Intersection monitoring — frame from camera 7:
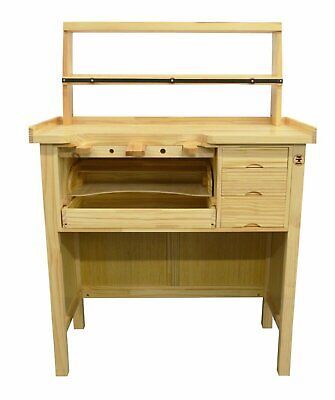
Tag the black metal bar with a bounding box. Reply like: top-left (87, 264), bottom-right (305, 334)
top-left (62, 77), bottom-right (283, 84)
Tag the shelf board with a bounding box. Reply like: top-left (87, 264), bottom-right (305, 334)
top-left (64, 22), bottom-right (282, 33)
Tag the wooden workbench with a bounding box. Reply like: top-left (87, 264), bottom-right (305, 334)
top-left (30, 22), bottom-right (316, 376)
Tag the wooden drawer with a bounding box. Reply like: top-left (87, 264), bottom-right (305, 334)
top-left (221, 168), bottom-right (288, 196)
top-left (222, 147), bottom-right (288, 168)
top-left (221, 197), bottom-right (286, 228)
top-left (62, 206), bottom-right (216, 230)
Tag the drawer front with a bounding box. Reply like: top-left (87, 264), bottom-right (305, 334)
top-left (221, 197), bottom-right (286, 228)
top-left (62, 208), bottom-right (216, 229)
top-left (222, 147), bottom-right (288, 168)
top-left (221, 168), bottom-right (288, 196)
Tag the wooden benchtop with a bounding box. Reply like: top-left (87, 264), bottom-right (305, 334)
top-left (29, 116), bottom-right (316, 146)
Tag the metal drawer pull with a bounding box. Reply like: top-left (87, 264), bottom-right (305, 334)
top-left (246, 163), bottom-right (263, 168)
top-left (244, 223), bottom-right (261, 228)
top-left (245, 191), bottom-right (263, 196)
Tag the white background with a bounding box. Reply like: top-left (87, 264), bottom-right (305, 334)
top-left (1, 0), bottom-right (334, 398)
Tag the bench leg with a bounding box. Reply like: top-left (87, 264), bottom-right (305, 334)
top-left (277, 145), bottom-right (305, 376)
top-left (73, 299), bottom-right (85, 329)
top-left (261, 299), bottom-right (273, 328)
top-left (41, 145), bottom-right (69, 376)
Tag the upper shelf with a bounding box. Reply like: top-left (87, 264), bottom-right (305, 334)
top-left (29, 117), bottom-right (316, 145)
top-left (64, 22), bottom-right (282, 33)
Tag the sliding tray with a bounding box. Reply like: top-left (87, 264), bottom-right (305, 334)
top-left (62, 158), bottom-right (216, 230)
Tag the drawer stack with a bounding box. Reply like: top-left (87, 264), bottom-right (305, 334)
top-left (220, 147), bottom-right (289, 228)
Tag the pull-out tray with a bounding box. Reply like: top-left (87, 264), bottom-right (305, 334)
top-left (62, 194), bottom-right (216, 230)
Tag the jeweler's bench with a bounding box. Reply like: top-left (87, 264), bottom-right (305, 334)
top-left (29, 22), bottom-right (316, 376)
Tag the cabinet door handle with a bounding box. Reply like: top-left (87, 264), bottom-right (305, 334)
top-left (246, 163), bottom-right (263, 168)
top-left (245, 191), bottom-right (263, 196)
top-left (244, 223), bottom-right (261, 228)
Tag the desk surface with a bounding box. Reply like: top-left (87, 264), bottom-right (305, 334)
top-left (29, 116), bottom-right (316, 145)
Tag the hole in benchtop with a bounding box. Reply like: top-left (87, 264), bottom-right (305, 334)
top-left (109, 148), bottom-right (114, 154)
top-left (160, 148), bottom-right (166, 154)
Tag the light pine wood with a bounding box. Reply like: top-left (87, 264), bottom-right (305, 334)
top-left (40, 145), bottom-right (69, 376)
top-left (62, 207), bottom-right (216, 229)
top-left (31, 23), bottom-right (315, 376)
top-left (221, 196), bottom-right (286, 228)
top-left (261, 233), bottom-right (273, 328)
top-left (126, 142), bottom-right (146, 157)
top-left (73, 234), bottom-right (85, 329)
top-left (267, 233), bottom-right (286, 320)
top-left (64, 21), bottom-right (282, 33)
top-left (82, 287), bottom-right (263, 297)
top-left (29, 117), bottom-right (316, 145)
top-left (59, 145), bottom-right (215, 158)
top-left (62, 32), bottom-right (73, 124)
top-left (221, 168), bottom-right (288, 196)
top-left (70, 182), bottom-right (210, 197)
top-left (271, 32), bottom-right (283, 125)
top-left (277, 145), bottom-right (306, 376)
top-left (60, 234), bottom-right (80, 319)
top-left (221, 147), bottom-right (288, 168)
top-left (79, 232), bottom-right (267, 291)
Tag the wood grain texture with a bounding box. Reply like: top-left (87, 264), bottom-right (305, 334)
top-left (62, 207), bottom-right (216, 229)
top-left (261, 233), bottom-right (273, 328)
top-left (64, 21), bottom-right (282, 33)
top-left (267, 232), bottom-right (286, 318)
top-left (271, 32), bottom-right (283, 125)
top-left (221, 197), bottom-right (286, 228)
top-left (40, 145), bottom-right (69, 376)
top-left (277, 145), bottom-right (306, 376)
top-left (221, 147), bottom-right (288, 168)
top-left (79, 232), bottom-right (267, 292)
top-left (60, 234), bottom-right (78, 315)
top-left (29, 117), bottom-right (316, 145)
top-left (62, 32), bottom-right (73, 124)
top-left (72, 233), bottom-right (85, 329)
top-left (221, 168), bottom-right (287, 196)
top-left (59, 145), bottom-right (214, 158)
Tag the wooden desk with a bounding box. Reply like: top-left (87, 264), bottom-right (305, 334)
top-left (30, 22), bottom-right (316, 376)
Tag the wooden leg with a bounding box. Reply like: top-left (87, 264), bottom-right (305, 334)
top-left (261, 299), bottom-right (273, 328)
top-left (73, 299), bottom-right (85, 329)
top-left (277, 231), bottom-right (299, 376)
top-left (262, 234), bottom-right (272, 328)
top-left (277, 145), bottom-right (305, 376)
top-left (73, 233), bottom-right (85, 329)
top-left (41, 145), bottom-right (69, 376)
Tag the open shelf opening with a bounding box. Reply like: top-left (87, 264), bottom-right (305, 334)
top-left (68, 158), bottom-right (214, 203)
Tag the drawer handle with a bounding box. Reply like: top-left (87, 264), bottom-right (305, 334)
top-left (246, 163), bottom-right (263, 168)
top-left (244, 223), bottom-right (261, 228)
top-left (245, 191), bottom-right (263, 196)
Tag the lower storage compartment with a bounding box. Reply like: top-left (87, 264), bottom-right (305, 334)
top-left (70, 232), bottom-right (271, 296)
top-left (62, 193), bottom-right (216, 229)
